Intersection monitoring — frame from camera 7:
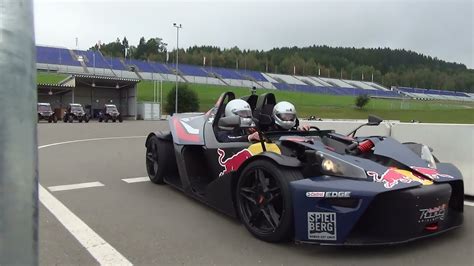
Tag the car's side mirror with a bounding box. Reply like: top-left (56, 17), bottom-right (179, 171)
top-left (368, 115), bottom-right (383, 125)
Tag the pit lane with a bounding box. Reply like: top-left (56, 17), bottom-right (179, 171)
top-left (38, 121), bottom-right (474, 265)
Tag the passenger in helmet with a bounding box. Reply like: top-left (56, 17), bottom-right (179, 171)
top-left (216, 99), bottom-right (260, 142)
top-left (270, 101), bottom-right (310, 131)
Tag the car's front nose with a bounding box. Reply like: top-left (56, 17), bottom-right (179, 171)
top-left (290, 177), bottom-right (463, 245)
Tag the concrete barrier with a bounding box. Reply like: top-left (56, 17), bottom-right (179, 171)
top-left (302, 120), bottom-right (473, 196)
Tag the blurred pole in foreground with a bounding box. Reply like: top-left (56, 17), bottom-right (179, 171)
top-left (0, 0), bottom-right (38, 265)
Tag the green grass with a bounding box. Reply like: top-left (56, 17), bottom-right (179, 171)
top-left (138, 81), bottom-right (474, 124)
top-left (37, 72), bottom-right (68, 84)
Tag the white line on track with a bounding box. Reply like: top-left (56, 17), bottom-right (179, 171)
top-left (464, 201), bottom-right (474, 207)
top-left (39, 185), bottom-right (132, 265)
top-left (38, 136), bottom-right (146, 149)
top-left (48, 181), bottom-right (105, 192)
top-left (122, 177), bottom-right (150, 183)
top-left (39, 136), bottom-right (143, 266)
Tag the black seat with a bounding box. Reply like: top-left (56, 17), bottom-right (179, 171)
top-left (241, 94), bottom-right (258, 112)
top-left (253, 93), bottom-right (276, 130)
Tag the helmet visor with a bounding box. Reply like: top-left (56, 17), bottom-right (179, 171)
top-left (277, 113), bottom-right (296, 121)
top-left (234, 109), bottom-right (252, 118)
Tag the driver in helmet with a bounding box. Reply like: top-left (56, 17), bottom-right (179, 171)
top-left (271, 101), bottom-right (310, 131)
top-left (216, 99), bottom-right (260, 142)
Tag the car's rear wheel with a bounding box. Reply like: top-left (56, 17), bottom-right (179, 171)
top-left (236, 160), bottom-right (302, 242)
top-left (146, 135), bottom-right (174, 184)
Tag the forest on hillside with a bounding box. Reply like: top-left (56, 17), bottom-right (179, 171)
top-left (90, 37), bottom-right (474, 92)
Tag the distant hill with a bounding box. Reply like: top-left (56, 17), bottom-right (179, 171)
top-left (92, 38), bottom-right (474, 92)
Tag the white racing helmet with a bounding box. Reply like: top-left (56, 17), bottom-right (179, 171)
top-left (273, 101), bottom-right (297, 130)
top-left (225, 99), bottom-right (253, 127)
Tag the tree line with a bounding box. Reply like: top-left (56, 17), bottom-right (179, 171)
top-left (90, 37), bottom-right (474, 92)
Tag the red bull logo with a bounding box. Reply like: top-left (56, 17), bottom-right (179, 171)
top-left (367, 168), bottom-right (413, 188)
top-left (367, 167), bottom-right (435, 189)
top-left (412, 167), bottom-right (454, 180)
top-left (217, 148), bottom-right (253, 177)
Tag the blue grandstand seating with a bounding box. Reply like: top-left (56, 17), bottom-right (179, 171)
top-left (169, 64), bottom-right (208, 77)
top-left (208, 67), bottom-right (243, 79)
top-left (398, 87), bottom-right (469, 97)
top-left (125, 59), bottom-right (155, 72)
top-left (74, 50), bottom-right (110, 68)
top-left (273, 82), bottom-right (401, 98)
top-left (149, 62), bottom-right (172, 74)
top-left (237, 70), bottom-right (268, 82)
top-left (36, 46), bottom-right (81, 66)
top-left (105, 57), bottom-right (127, 71)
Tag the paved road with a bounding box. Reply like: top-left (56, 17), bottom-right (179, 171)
top-left (38, 121), bottom-right (474, 265)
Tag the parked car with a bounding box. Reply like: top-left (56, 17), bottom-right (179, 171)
top-left (98, 104), bottom-right (123, 123)
top-left (63, 103), bottom-right (89, 123)
top-left (37, 103), bottom-right (57, 123)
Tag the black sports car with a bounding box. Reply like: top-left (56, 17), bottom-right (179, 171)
top-left (145, 92), bottom-right (463, 245)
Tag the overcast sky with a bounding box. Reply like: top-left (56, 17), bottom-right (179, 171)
top-left (34, 0), bottom-right (473, 69)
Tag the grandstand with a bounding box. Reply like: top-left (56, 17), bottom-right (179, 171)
top-left (36, 45), bottom-right (474, 102)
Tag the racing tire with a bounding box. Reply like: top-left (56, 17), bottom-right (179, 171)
top-left (68, 116), bottom-right (74, 123)
top-left (236, 160), bottom-right (302, 243)
top-left (146, 135), bottom-right (175, 185)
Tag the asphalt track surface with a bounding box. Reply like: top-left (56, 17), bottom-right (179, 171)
top-left (39, 121), bottom-right (474, 265)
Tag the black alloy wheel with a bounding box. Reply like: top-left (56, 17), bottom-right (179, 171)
top-left (146, 136), bottom-right (166, 184)
top-left (236, 160), bottom-right (302, 242)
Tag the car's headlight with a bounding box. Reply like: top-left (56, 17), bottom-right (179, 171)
top-left (421, 145), bottom-right (436, 169)
top-left (317, 152), bottom-right (367, 179)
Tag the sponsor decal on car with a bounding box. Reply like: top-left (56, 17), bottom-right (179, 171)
top-left (418, 204), bottom-right (447, 223)
top-left (411, 167), bottom-right (454, 180)
top-left (367, 168), bottom-right (433, 189)
top-left (217, 143), bottom-right (281, 177)
top-left (308, 212), bottom-right (337, 241)
top-left (306, 191), bottom-right (351, 198)
top-left (217, 148), bottom-right (253, 177)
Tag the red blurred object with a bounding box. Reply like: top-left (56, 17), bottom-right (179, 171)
top-left (358, 139), bottom-right (374, 153)
top-left (425, 223), bottom-right (439, 232)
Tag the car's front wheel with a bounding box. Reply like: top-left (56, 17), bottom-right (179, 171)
top-left (146, 135), bottom-right (174, 185)
top-left (236, 160), bottom-right (302, 242)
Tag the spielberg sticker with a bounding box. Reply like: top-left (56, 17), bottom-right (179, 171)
top-left (307, 212), bottom-right (337, 240)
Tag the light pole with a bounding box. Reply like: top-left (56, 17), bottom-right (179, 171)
top-left (173, 23), bottom-right (182, 114)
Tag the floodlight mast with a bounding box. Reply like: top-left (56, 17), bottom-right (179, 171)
top-left (173, 23), bottom-right (182, 114)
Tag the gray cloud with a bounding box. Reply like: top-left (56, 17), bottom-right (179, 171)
top-left (34, 0), bottom-right (473, 68)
